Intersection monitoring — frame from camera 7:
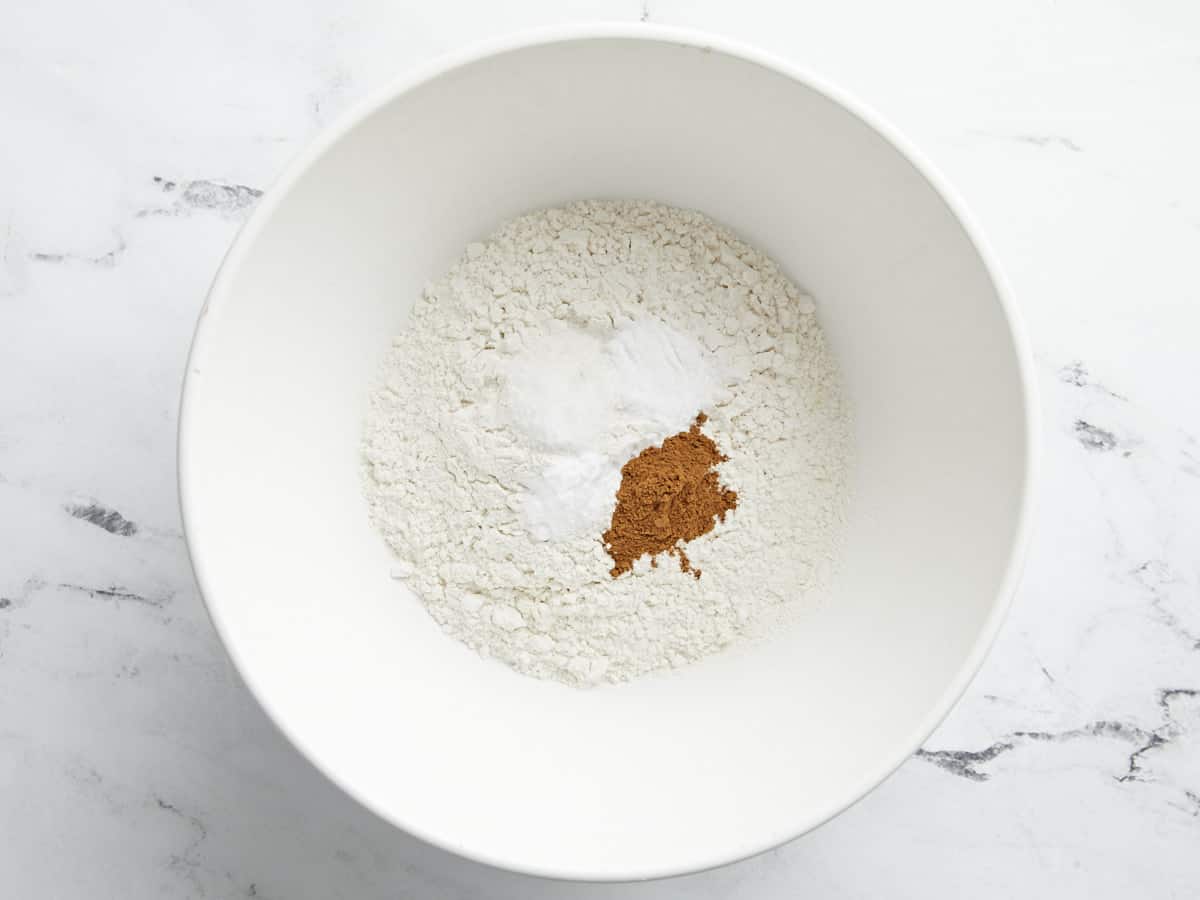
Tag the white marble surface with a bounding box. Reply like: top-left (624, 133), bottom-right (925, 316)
top-left (2, 1), bottom-right (1199, 896)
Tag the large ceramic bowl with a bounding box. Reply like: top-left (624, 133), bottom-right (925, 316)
top-left (179, 25), bottom-right (1037, 881)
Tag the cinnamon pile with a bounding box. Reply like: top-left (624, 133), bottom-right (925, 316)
top-left (602, 413), bottom-right (738, 579)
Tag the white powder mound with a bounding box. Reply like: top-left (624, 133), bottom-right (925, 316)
top-left (362, 200), bottom-right (852, 686)
top-left (505, 319), bottom-right (719, 540)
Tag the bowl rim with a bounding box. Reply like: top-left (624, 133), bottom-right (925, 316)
top-left (178, 21), bottom-right (1041, 883)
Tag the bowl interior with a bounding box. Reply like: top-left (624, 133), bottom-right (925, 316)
top-left (181, 34), bottom-right (1031, 879)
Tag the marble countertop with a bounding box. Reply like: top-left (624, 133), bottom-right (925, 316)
top-left (3, 1), bottom-right (1198, 896)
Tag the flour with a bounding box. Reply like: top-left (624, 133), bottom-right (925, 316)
top-left (363, 200), bottom-right (851, 686)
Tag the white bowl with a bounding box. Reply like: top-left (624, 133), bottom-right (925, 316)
top-left (179, 25), bottom-right (1037, 881)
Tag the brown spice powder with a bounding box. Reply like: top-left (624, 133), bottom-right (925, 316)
top-left (602, 413), bottom-right (738, 579)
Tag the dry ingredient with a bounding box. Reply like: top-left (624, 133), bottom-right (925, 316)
top-left (603, 413), bottom-right (738, 579)
top-left (363, 200), bottom-right (852, 686)
top-left (506, 319), bottom-right (719, 541)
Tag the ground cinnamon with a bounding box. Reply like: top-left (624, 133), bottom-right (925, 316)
top-left (602, 413), bottom-right (738, 579)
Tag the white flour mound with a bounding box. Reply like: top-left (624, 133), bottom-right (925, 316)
top-left (362, 200), bottom-right (851, 686)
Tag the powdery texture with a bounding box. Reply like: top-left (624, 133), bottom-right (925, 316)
top-left (363, 200), bottom-right (851, 686)
top-left (505, 318), bottom-right (719, 540)
top-left (603, 415), bottom-right (737, 579)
